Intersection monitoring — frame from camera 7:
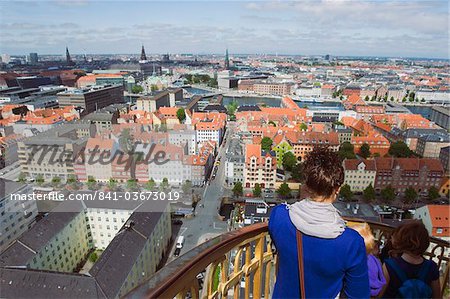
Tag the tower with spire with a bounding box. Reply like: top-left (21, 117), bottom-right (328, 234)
top-left (140, 45), bottom-right (147, 61)
top-left (225, 48), bottom-right (230, 70)
top-left (65, 46), bottom-right (73, 65)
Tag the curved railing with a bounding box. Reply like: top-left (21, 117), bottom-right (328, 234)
top-left (125, 219), bottom-right (450, 298)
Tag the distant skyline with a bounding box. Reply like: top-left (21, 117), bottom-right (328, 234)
top-left (0, 1), bottom-right (448, 59)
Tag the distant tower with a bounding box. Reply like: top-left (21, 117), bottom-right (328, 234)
top-left (140, 45), bottom-right (147, 61)
top-left (225, 48), bottom-right (230, 70)
top-left (66, 47), bottom-right (72, 64)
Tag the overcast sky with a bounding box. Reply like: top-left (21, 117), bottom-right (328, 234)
top-left (0, 0), bottom-right (448, 58)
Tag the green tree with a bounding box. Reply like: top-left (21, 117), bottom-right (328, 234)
top-left (390, 96), bottom-right (395, 102)
top-left (227, 100), bottom-right (238, 116)
top-left (427, 186), bottom-right (440, 201)
top-left (339, 184), bottom-right (353, 201)
top-left (282, 152), bottom-right (297, 171)
top-left (404, 187), bottom-right (418, 204)
top-left (127, 179), bottom-right (138, 191)
top-left (145, 178), bottom-right (156, 191)
top-left (363, 184), bottom-right (376, 202)
top-left (107, 178), bottom-right (118, 191)
top-left (388, 141), bottom-right (413, 158)
top-left (51, 176), bottom-right (61, 188)
top-left (338, 142), bottom-right (356, 160)
top-left (291, 163), bottom-right (305, 183)
top-left (67, 174), bottom-right (77, 184)
top-left (160, 178), bottom-right (170, 191)
top-left (277, 183), bottom-right (292, 198)
top-left (253, 183), bottom-right (262, 197)
top-left (18, 172), bottom-right (27, 183)
top-left (176, 108), bottom-right (186, 123)
top-left (87, 176), bottom-right (97, 190)
top-left (359, 143), bottom-right (371, 159)
top-left (261, 137), bottom-right (273, 151)
top-left (364, 95), bottom-right (369, 102)
top-left (371, 95), bottom-right (376, 102)
top-left (299, 123), bottom-right (308, 131)
top-left (409, 92), bottom-right (415, 102)
top-left (232, 182), bottom-right (243, 197)
top-left (132, 85), bottom-right (144, 94)
top-left (150, 84), bottom-right (159, 92)
top-left (381, 186), bottom-right (396, 203)
top-left (207, 77), bottom-right (218, 87)
top-left (182, 180), bottom-right (192, 194)
top-left (89, 251), bottom-right (98, 263)
top-left (36, 174), bottom-right (44, 186)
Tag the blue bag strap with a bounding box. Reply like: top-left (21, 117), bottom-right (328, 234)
top-left (417, 259), bottom-right (432, 281)
top-left (385, 258), bottom-right (408, 283)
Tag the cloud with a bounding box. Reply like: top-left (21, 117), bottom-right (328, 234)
top-left (0, 1), bottom-right (448, 58)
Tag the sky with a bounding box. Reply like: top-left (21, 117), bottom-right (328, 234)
top-left (0, 0), bottom-right (448, 58)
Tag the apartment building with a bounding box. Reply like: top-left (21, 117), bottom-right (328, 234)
top-left (244, 144), bottom-right (277, 189)
top-left (135, 89), bottom-right (178, 112)
top-left (143, 143), bottom-right (191, 185)
top-left (439, 146), bottom-right (449, 174)
top-left (84, 137), bottom-right (119, 182)
top-left (57, 85), bottom-right (124, 115)
top-left (351, 132), bottom-right (390, 157)
top-left (0, 180), bottom-right (38, 251)
top-left (0, 200), bottom-right (171, 299)
top-left (225, 138), bottom-right (245, 187)
top-left (430, 106), bottom-right (449, 130)
top-left (343, 159), bottom-right (376, 192)
top-left (0, 211), bottom-right (91, 273)
top-left (374, 157), bottom-right (444, 195)
top-left (290, 131), bottom-right (339, 161)
top-left (416, 133), bottom-right (450, 158)
top-left (186, 141), bottom-right (215, 186)
top-left (192, 112), bottom-right (226, 145)
top-left (388, 128), bottom-right (447, 152)
top-left (253, 82), bottom-right (293, 96)
top-left (18, 125), bottom-right (92, 181)
top-left (168, 127), bottom-right (197, 155)
top-left (414, 205), bottom-right (449, 243)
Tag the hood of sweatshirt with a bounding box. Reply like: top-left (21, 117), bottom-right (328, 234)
top-left (288, 199), bottom-right (345, 239)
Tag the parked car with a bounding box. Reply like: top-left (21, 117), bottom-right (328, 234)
top-left (174, 248), bottom-right (181, 257)
top-left (172, 219), bottom-right (183, 225)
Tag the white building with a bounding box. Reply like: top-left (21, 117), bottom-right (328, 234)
top-left (343, 159), bottom-right (376, 192)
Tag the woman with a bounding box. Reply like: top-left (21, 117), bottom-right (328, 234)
top-left (380, 221), bottom-right (441, 298)
top-left (269, 147), bottom-right (369, 298)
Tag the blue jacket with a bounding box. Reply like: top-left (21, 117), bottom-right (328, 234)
top-left (268, 204), bottom-right (370, 298)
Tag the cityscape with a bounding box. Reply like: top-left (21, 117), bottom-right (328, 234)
top-left (0, 1), bottom-right (449, 298)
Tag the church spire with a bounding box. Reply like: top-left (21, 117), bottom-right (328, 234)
top-left (140, 45), bottom-right (147, 61)
top-left (66, 46), bottom-right (72, 64)
top-left (225, 48), bottom-right (230, 70)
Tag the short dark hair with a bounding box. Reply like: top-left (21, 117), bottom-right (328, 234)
top-left (303, 146), bottom-right (344, 199)
top-left (391, 220), bottom-right (430, 256)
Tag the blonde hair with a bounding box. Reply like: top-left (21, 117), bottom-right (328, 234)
top-left (347, 222), bottom-right (375, 254)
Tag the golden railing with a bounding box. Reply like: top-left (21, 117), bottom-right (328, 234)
top-left (125, 219), bottom-right (449, 299)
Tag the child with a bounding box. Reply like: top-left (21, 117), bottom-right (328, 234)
top-left (381, 220), bottom-right (441, 298)
top-left (348, 222), bottom-right (386, 297)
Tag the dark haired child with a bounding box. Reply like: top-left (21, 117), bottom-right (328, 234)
top-left (381, 220), bottom-right (441, 298)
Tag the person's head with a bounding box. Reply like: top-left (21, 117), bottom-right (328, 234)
top-left (390, 220), bottom-right (430, 256)
top-left (303, 146), bottom-right (344, 202)
top-left (347, 222), bottom-right (376, 254)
